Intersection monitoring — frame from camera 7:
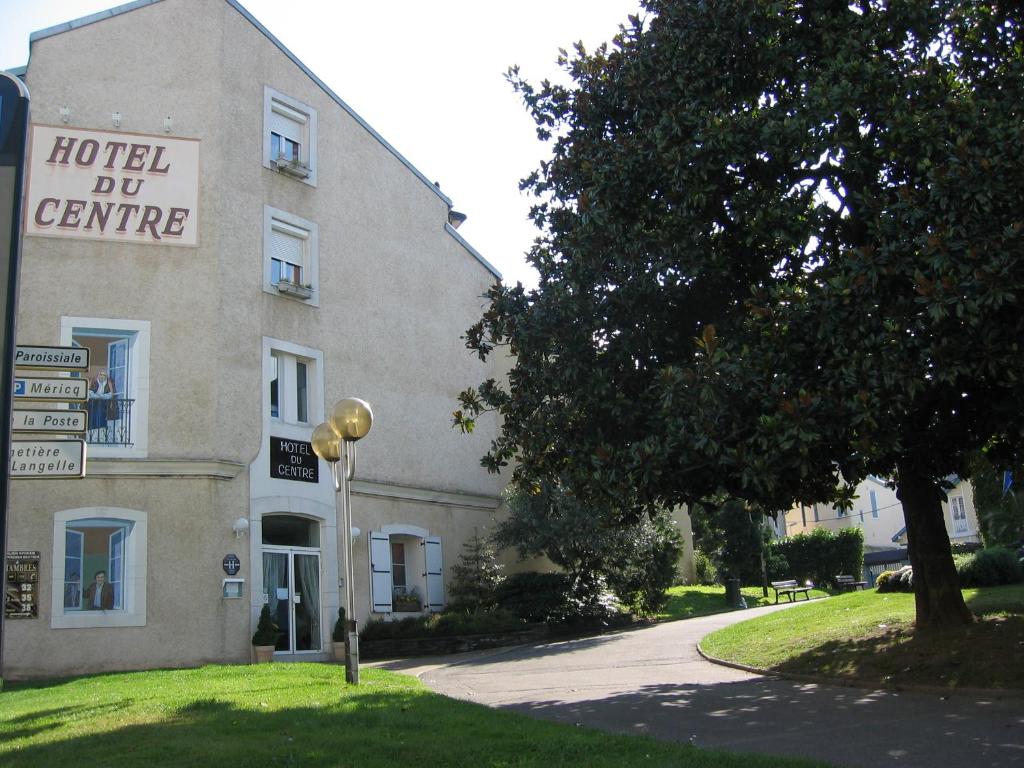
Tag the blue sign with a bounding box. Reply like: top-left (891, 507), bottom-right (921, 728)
top-left (13, 378), bottom-right (25, 396)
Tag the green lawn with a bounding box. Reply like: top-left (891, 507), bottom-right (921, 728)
top-left (700, 584), bottom-right (1024, 690)
top-left (655, 584), bottom-right (830, 622)
top-left (0, 663), bottom-right (829, 768)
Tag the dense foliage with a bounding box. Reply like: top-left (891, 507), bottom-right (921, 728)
top-left (969, 454), bottom-right (1024, 547)
top-left (496, 483), bottom-right (684, 615)
top-left (692, 549), bottom-right (719, 586)
top-left (953, 547), bottom-right (1023, 587)
top-left (458, 0), bottom-right (1024, 628)
top-left (252, 605), bottom-right (280, 646)
top-left (359, 609), bottom-right (526, 640)
top-left (771, 528), bottom-right (865, 587)
top-left (493, 571), bottom-right (623, 626)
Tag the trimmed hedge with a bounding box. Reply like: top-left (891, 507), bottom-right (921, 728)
top-left (770, 527), bottom-right (864, 587)
top-left (360, 609), bottom-right (526, 640)
top-left (954, 547), bottom-right (1023, 587)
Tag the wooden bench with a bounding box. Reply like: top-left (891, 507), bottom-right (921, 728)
top-left (834, 574), bottom-right (867, 592)
top-left (770, 579), bottom-right (813, 603)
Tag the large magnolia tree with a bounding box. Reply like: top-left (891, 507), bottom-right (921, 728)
top-left (457, 0), bottom-right (1024, 628)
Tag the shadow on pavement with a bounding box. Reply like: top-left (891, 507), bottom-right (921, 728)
top-left (499, 677), bottom-right (1024, 768)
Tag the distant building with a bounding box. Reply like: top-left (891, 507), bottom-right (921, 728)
top-left (775, 475), bottom-right (982, 552)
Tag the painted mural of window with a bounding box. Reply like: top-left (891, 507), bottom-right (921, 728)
top-left (62, 518), bottom-right (133, 612)
top-left (72, 329), bottom-right (136, 447)
top-left (63, 530), bottom-right (83, 609)
top-left (950, 496), bottom-right (969, 535)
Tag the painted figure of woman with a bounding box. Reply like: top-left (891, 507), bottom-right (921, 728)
top-left (87, 369), bottom-right (115, 439)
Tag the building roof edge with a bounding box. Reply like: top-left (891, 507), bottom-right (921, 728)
top-left (445, 223), bottom-right (502, 281)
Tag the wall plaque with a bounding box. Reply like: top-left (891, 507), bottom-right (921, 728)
top-left (5, 551), bottom-right (40, 619)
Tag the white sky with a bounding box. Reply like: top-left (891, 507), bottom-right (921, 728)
top-left (0, 0), bottom-right (643, 289)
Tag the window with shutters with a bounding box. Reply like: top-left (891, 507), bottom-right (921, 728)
top-left (263, 206), bottom-right (318, 305)
top-left (369, 527), bottom-right (444, 614)
top-left (263, 87), bottom-right (317, 185)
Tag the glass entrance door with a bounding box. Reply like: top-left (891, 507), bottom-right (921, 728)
top-left (262, 549), bottom-right (321, 654)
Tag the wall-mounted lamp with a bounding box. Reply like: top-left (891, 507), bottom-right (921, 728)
top-left (232, 517), bottom-right (250, 538)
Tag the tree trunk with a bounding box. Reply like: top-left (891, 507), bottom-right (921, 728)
top-left (896, 461), bottom-right (973, 629)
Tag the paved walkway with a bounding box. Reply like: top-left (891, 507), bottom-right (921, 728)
top-left (373, 602), bottom-right (1024, 767)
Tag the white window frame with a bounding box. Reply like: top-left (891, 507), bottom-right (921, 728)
top-left (264, 338), bottom-right (323, 431)
top-left (60, 317), bottom-right (151, 459)
top-left (270, 349), bottom-right (315, 426)
top-left (263, 206), bottom-right (319, 307)
top-left (263, 86), bottom-right (317, 187)
top-left (950, 495), bottom-right (970, 535)
top-left (51, 507), bottom-right (148, 629)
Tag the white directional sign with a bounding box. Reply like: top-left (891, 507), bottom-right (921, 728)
top-left (12, 409), bottom-right (87, 434)
top-left (13, 377), bottom-right (88, 402)
top-left (10, 439), bottom-right (86, 478)
top-left (15, 345), bottom-right (89, 372)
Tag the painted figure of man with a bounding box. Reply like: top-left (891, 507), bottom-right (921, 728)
top-left (84, 570), bottom-right (114, 610)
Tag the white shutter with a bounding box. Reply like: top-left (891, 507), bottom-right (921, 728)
top-left (270, 222), bottom-right (306, 267)
top-left (369, 532), bottom-right (393, 613)
top-left (424, 537), bottom-right (444, 611)
top-left (269, 101), bottom-right (306, 143)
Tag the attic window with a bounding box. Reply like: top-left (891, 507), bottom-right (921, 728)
top-left (263, 87), bottom-right (317, 186)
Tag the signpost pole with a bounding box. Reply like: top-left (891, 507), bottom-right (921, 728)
top-left (0, 71), bottom-right (31, 685)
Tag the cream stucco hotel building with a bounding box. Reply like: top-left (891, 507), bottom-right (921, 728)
top-left (5, 0), bottom-right (510, 677)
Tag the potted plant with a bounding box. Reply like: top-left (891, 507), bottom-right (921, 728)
top-left (331, 607), bottom-right (347, 661)
top-left (252, 604), bottom-right (279, 663)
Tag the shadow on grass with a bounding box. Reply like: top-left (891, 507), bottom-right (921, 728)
top-left (2, 686), bottom-right (819, 768)
top-left (770, 614), bottom-right (1024, 690)
top-left (502, 676), bottom-right (1022, 768)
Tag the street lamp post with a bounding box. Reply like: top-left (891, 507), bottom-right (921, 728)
top-left (311, 397), bottom-right (373, 684)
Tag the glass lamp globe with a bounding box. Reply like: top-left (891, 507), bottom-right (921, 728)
top-left (310, 422), bottom-right (341, 462)
top-left (330, 397), bottom-right (373, 442)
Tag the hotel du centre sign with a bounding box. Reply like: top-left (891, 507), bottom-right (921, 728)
top-left (24, 125), bottom-right (199, 247)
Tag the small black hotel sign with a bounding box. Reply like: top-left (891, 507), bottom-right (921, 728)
top-left (270, 436), bottom-right (318, 483)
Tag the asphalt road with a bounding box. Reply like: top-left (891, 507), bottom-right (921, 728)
top-left (374, 602), bottom-right (1024, 768)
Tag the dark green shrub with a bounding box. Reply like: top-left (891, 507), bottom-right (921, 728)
top-left (360, 609), bottom-right (526, 640)
top-left (955, 547), bottom-right (1023, 587)
top-left (493, 571), bottom-right (625, 627)
top-left (252, 605), bottom-right (280, 646)
top-left (494, 571), bottom-right (575, 623)
top-left (693, 549), bottom-right (718, 585)
top-left (765, 550), bottom-right (790, 582)
top-left (605, 515), bottom-right (684, 615)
